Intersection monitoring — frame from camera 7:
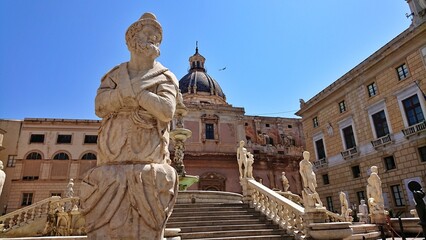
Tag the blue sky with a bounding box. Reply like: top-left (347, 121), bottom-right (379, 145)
top-left (0, 1), bottom-right (411, 120)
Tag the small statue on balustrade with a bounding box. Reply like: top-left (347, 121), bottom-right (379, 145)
top-left (339, 192), bottom-right (353, 222)
top-left (237, 140), bottom-right (248, 179)
top-left (65, 179), bottom-right (74, 198)
top-left (281, 172), bottom-right (290, 192)
top-left (245, 152), bottom-right (254, 178)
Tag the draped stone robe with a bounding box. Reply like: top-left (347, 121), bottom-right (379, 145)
top-left (81, 61), bottom-right (179, 240)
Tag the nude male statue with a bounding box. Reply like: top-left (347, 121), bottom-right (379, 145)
top-left (80, 13), bottom-right (178, 240)
top-left (299, 151), bottom-right (323, 208)
top-left (237, 140), bottom-right (248, 179)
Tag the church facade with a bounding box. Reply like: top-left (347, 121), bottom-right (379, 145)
top-left (0, 48), bottom-right (305, 213)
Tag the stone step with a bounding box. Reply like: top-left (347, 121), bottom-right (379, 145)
top-left (179, 229), bottom-right (288, 239)
top-left (173, 206), bottom-right (249, 213)
top-left (168, 201), bottom-right (293, 240)
top-left (167, 218), bottom-right (266, 228)
top-left (173, 204), bottom-right (248, 210)
top-left (170, 209), bottom-right (250, 217)
top-left (175, 203), bottom-right (247, 207)
top-left (178, 223), bottom-right (278, 233)
top-left (349, 223), bottom-right (380, 240)
top-left (168, 214), bottom-right (261, 222)
top-left (187, 235), bottom-right (292, 240)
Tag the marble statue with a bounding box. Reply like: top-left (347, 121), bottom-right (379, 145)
top-left (281, 172), bottom-right (290, 192)
top-left (357, 199), bottom-right (369, 223)
top-left (339, 192), bottom-right (353, 222)
top-left (65, 179), bottom-right (74, 198)
top-left (299, 151), bottom-right (323, 208)
top-left (237, 140), bottom-right (248, 179)
top-left (408, 180), bottom-right (426, 237)
top-left (366, 166), bottom-right (385, 223)
top-left (245, 152), bottom-right (254, 178)
top-left (80, 12), bottom-right (178, 240)
top-left (0, 161), bottom-right (5, 197)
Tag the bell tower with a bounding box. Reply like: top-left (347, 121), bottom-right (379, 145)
top-left (406, 0), bottom-right (426, 27)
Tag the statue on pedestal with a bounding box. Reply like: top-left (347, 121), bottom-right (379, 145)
top-left (0, 161), bottom-right (5, 197)
top-left (357, 199), bottom-right (369, 223)
top-left (299, 151), bottom-right (323, 209)
top-left (339, 192), bottom-right (353, 222)
top-left (281, 172), bottom-right (290, 192)
top-left (65, 179), bottom-right (74, 198)
top-left (80, 12), bottom-right (178, 240)
top-left (366, 166), bottom-right (385, 223)
top-left (237, 140), bottom-right (248, 179)
top-left (245, 152), bottom-right (254, 178)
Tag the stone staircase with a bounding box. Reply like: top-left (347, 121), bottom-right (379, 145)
top-left (349, 223), bottom-right (380, 240)
top-left (166, 202), bottom-right (294, 240)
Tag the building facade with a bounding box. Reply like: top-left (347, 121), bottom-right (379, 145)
top-left (0, 119), bottom-right (99, 212)
top-left (0, 48), bottom-right (305, 213)
top-left (296, 1), bottom-right (426, 215)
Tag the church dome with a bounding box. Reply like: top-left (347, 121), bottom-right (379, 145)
top-left (179, 46), bottom-right (227, 105)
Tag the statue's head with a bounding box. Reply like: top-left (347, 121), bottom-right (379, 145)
top-left (360, 199), bottom-right (365, 205)
top-left (282, 171), bottom-right (285, 176)
top-left (371, 166), bottom-right (378, 174)
top-left (239, 140), bottom-right (245, 146)
top-left (125, 12), bottom-right (162, 58)
top-left (303, 151), bottom-right (310, 161)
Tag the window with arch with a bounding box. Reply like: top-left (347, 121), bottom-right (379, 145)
top-left (81, 152), bottom-right (97, 160)
top-left (26, 152), bottom-right (42, 160)
top-left (53, 152), bottom-right (70, 160)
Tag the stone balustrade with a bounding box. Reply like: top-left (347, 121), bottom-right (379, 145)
top-left (0, 196), bottom-right (83, 237)
top-left (324, 209), bottom-right (346, 222)
top-left (246, 179), bottom-right (307, 239)
top-left (243, 179), bottom-right (353, 239)
top-left (0, 196), bottom-right (57, 231)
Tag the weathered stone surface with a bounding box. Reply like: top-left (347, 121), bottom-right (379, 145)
top-left (80, 12), bottom-right (179, 240)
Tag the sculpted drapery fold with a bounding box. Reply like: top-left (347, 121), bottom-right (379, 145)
top-left (80, 12), bottom-right (179, 240)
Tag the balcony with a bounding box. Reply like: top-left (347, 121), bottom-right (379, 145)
top-left (402, 121), bottom-right (426, 138)
top-left (371, 134), bottom-right (392, 148)
top-left (341, 146), bottom-right (359, 160)
top-left (313, 158), bottom-right (328, 169)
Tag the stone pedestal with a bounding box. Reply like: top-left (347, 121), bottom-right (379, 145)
top-left (240, 178), bottom-right (254, 208)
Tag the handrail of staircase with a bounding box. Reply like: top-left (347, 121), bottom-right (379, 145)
top-left (324, 209), bottom-right (346, 222)
top-left (277, 189), bottom-right (346, 222)
top-left (247, 179), bottom-right (307, 239)
top-left (0, 196), bottom-right (80, 231)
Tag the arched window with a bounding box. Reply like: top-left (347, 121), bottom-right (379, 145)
top-left (81, 152), bottom-right (97, 160)
top-left (53, 152), bottom-right (69, 160)
top-left (26, 152), bottom-right (42, 160)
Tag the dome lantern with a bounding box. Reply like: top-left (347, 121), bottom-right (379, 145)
top-left (179, 43), bottom-right (227, 105)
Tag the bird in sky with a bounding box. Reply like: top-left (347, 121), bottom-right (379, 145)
top-left (219, 67), bottom-right (226, 71)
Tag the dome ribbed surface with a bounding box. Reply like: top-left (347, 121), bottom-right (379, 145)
top-left (179, 71), bottom-right (225, 98)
